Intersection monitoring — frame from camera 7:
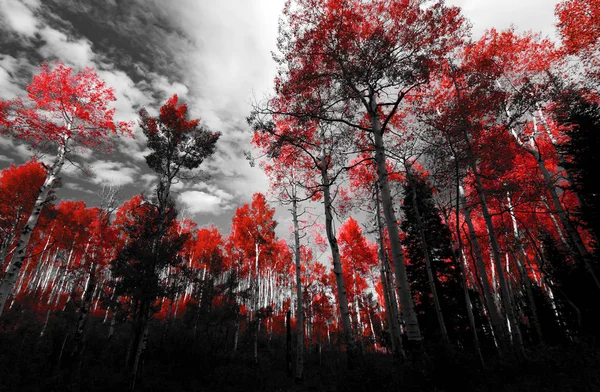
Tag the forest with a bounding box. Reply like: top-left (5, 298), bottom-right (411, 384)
top-left (0, 0), bottom-right (599, 391)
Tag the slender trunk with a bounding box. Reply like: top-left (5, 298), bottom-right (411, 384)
top-left (506, 192), bottom-right (544, 346)
top-left (129, 302), bottom-right (150, 392)
top-left (536, 109), bottom-right (600, 247)
top-left (352, 272), bottom-right (363, 349)
top-left (458, 251), bottom-right (484, 366)
top-left (374, 189), bottom-right (404, 357)
top-left (162, 297), bottom-right (175, 344)
top-left (469, 163), bottom-right (524, 356)
top-left (538, 158), bottom-right (599, 289)
top-left (286, 310), bottom-right (292, 377)
top-left (71, 261), bottom-right (97, 358)
top-left (369, 105), bottom-right (421, 345)
top-left (39, 309), bottom-right (51, 339)
top-left (291, 198), bottom-right (304, 381)
top-left (509, 127), bottom-right (599, 289)
top-left (460, 186), bottom-right (508, 354)
top-left (130, 181), bottom-right (173, 388)
top-left (56, 330), bottom-right (70, 369)
top-left (233, 322), bottom-right (239, 352)
top-left (0, 209), bottom-right (20, 265)
top-left (452, 159), bottom-right (483, 364)
top-left (319, 129), bottom-right (355, 359)
top-left (253, 242), bottom-right (260, 364)
top-left (407, 169), bottom-right (449, 343)
top-left (0, 137), bottom-right (67, 317)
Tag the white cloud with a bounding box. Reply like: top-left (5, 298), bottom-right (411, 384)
top-left (0, 136), bottom-right (15, 149)
top-left (446, 0), bottom-right (560, 40)
top-left (162, 0), bottom-right (284, 131)
top-left (37, 26), bottom-right (95, 68)
top-left (0, 55), bottom-right (30, 100)
top-left (97, 68), bottom-right (154, 122)
top-left (137, 1), bottom-right (283, 210)
top-left (89, 160), bottom-right (139, 186)
top-left (145, 72), bottom-right (189, 102)
top-left (64, 182), bottom-right (94, 194)
top-left (14, 143), bottom-right (31, 160)
top-left (171, 181), bottom-right (185, 191)
top-left (178, 190), bottom-right (232, 215)
top-left (0, 0), bottom-right (39, 37)
top-left (140, 173), bottom-right (157, 189)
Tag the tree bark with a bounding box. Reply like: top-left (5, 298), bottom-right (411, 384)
top-left (291, 198), bottom-right (304, 381)
top-left (460, 186), bottom-right (508, 355)
top-left (374, 193), bottom-right (404, 358)
top-left (286, 310), bottom-right (292, 377)
top-left (506, 192), bottom-right (544, 346)
top-left (467, 153), bottom-right (524, 356)
top-left (510, 127), bottom-right (599, 289)
top-left (0, 136), bottom-right (67, 317)
top-left (369, 105), bottom-right (422, 345)
top-left (407, 169), bottom-right (449, 344)
top-left (71, 261), bottom-right (97, 359)
top-left (318, 131), bottom-right (355, 361)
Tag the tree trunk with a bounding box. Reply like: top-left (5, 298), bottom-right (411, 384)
top-left (374, 190), bottom-right (404, 358)
top-left (0, 209), bottom-right (20, 265)
top-left (291, 198), bottom-right (304, 381)
top-left (469, 164), bottom-right (524, 356)
top-left (71, 261), bottom-right (97, 358)
top-left (286, 310), bottom-right (292, 378)
top-left (510, 127), bottom-right (599, 289)
top-left (0, 138), bottom-right (67, 317)
top-left (407, 169), bottom-right (449, 344)
top-left (536, 109), bottom-right (600, 247)
top-left (253, 242), bottom-right (260, 364)
top-left (458, 250), bottom-right (485, 366)
top-left (537, 156), bottom-right (600, 289)
top-left (369, 106), bottom-right (422, 345)
top-left (129, 302), bottom-right (150, 392)
top-left (506, 192), bottom-right (544, 346)
top-left (318, 132), bottom-right (355, 361)
top-left (460, 186), bottom-right (508, 354)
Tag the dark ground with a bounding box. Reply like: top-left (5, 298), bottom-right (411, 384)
top-left (0, 306), bottom-right (599, 392)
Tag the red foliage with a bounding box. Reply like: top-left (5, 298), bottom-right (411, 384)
top-left (0, 63), bottom-right (131, 150)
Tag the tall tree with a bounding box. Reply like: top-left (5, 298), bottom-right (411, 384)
top-left (258, 152), bottom-right (317, 382)
top-left (260, 0), bottom-right (468, 348)
top-left (0, 160), bottom-right (47, 267)
top-left (139, 94), bottom-right (221, 215)
top-left (0, 63), bottom-right (130, 317)
top-left (126, 94), bottom-right (220, 389)
top-left (337, 217), bottom-right (379, 347)
top-left (229, 192), bottom-right (278, 363)
top-left (556, 0), bottom-right (600, 86)
top-left (401, 167), bottom-right (460, 344)
top-left (251, 116), bottom-right (359, 362)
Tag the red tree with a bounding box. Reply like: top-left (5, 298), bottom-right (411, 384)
top-left (0, 63), bottom-right (131, 316)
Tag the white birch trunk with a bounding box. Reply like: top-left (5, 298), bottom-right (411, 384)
top-left (369, 104), bottom-right (422, 344)
top-left (509, 124), bottom-right (599, 289)
top-left (460, 186), bottom-right (509, 354)
top-left (318, 127), bottom-right (355, 356)
top-left (0, 135), bottom-right (67, 317)
top-left (468, 158), bottom-right (524, 355)
top-left (291, 197), bottom-right (304, 381)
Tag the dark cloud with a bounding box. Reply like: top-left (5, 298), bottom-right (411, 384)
top-left (41, 0), bottom-right (194, 82)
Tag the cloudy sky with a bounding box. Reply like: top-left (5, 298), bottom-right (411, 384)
top-left (0, 0), bottom-right (560, 236)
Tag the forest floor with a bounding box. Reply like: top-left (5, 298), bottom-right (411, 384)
top-left (1, 308), bottom-right (599, 391)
